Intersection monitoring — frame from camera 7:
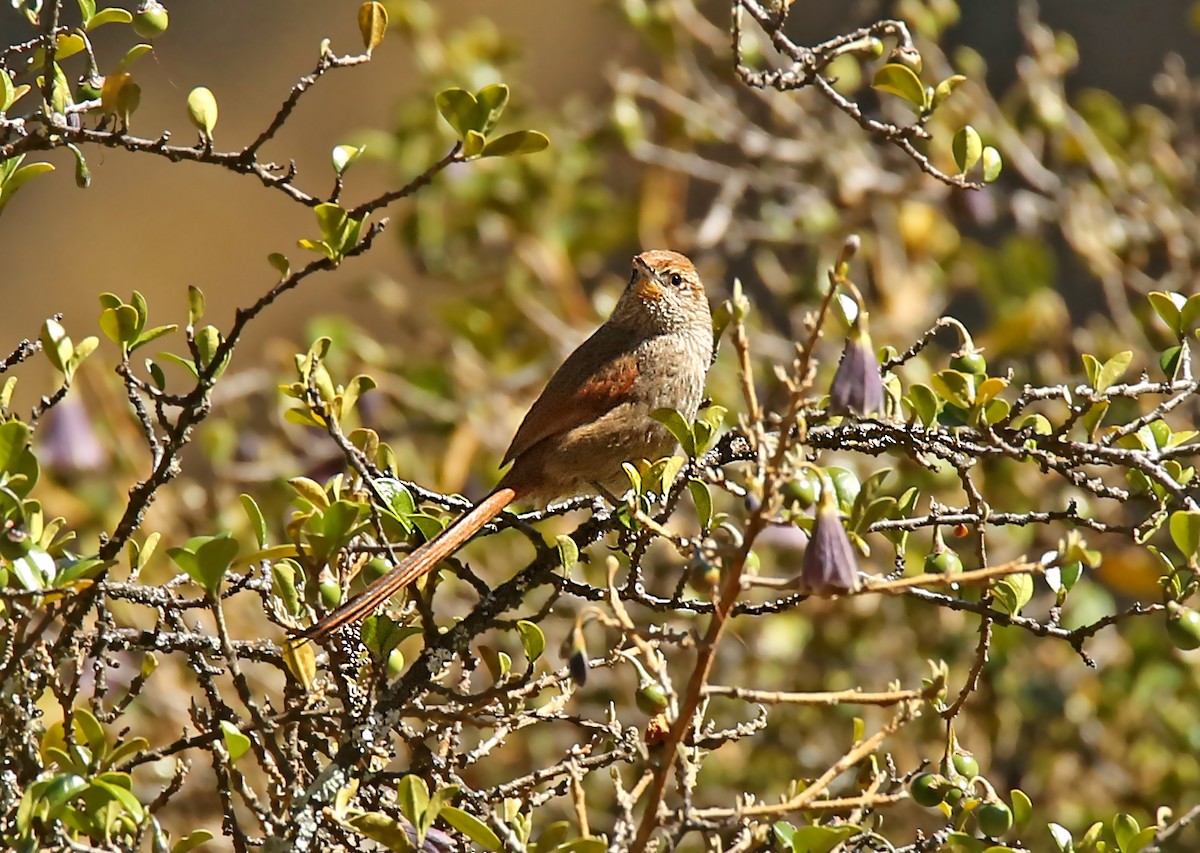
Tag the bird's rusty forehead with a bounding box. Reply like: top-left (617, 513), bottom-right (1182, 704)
top-left (636, 249), bottom-right (695, 276)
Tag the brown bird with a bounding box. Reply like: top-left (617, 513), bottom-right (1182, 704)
top-left (304, 250), bottom-right (713, 640)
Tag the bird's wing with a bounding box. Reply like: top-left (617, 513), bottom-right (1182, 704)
top-left (502, 327), bottom-right (639, 466)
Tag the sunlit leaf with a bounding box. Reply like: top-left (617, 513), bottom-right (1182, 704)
top-left (480, 129), bottom-right (550, 158)
top-left (357, 1), bottom-right (388, 54)
top-left (872, 63), bottom-right (927, 110)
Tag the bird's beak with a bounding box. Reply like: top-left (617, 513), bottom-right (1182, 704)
top-left (631, 257), bottom-right (663, 301)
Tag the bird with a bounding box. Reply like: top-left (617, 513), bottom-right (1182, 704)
top-left (303, 250), bottom-right (713, 641)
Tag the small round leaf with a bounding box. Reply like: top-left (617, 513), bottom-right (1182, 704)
top-left (186, 86), bottom-right (218, 138)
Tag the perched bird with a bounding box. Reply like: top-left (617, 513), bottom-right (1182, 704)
top-left (304, 250), bottom-right (713, 640)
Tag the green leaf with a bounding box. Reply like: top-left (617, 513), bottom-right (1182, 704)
top-left (905, 382), bottom-right (941, 427)
top-left (159, 352), bottom-right (200, 379)
top-left (475, 83), bottom-right (510, 134)
top-left (462, 129), bottom-right (486, 158)
top-left (116, 44), bottom-right (154, 73)
top-left (40, 318), bottom-right (73, 373)
top-left (787, 825), bottom-right (862, 853)
top-left (1149, 291), bottom-right (1185, 335)
top-left (435, 87), bottom-right (480, 138)
top-left (1094, 350), bottom-right (1132, 393)
top-left (561, 839), bottom-right (607, 853)
top-left (479, 645), bottom-right (511, 681)
top-left (357, 1), bottom-right (388, 54)
top-left (480, 129), bottom-right (550, 158)
top-left (555, 534), bottom-right (578, 570)
top-left (0, 162), bottom-right (54, 213)
top-left (267, 253), bottom-right (290, 279)
top-left (73, 708), bottom-right (107, 763)
top-left (932, 74), bottom-right (967, 109)
top-left (186, 285), bottom-right (205, 326)
top-left (537, 821), bottom-right (572, 852)
top-left (54, 556), bottom-right (107, 586)
top-left (52, 33), bottom-right (86, 60)
top-left (952, 126), bottom-right (983, 174)
top-left (91, 776), bottom-right (144, 821)
top-left (992, 572), bottom-right (1034, 615)
top-left (346, 811), bottom-right (412, 852)
top-left (1169, 510), bottom-right (1200, 559)
top-left (931, 369), bottom-right (975, 409)
top-left (168, 534), bottom-right (238, 595)
top-left (314, 203), bottom-right (349, 245)
top-left (872, 63), bottom-right (927, 110)
top-left (1113, 814), bottom-right (1139, 853)
top-left (397, 774), bottom-right (430, 828)
top-left (103, 734), bottom-right (149, 770)
top-left (10, 547), bottom-right (51, 590)
top-left (0, 69), bottom-right (14, 112)
top-left (440, 806), bottom-right (502, 852)
top-left (240, 494), bottom-right (268, 548)
top-left (423, 783), bottom-right (460, 835)
top-left (1126, 827), bottom-right (1157, 853)
top-left (361, 615), bottom-right (417, 660)
top-left (688, 479), bottom-right (713, 530)
top-left (42, 772), bottom-right (87, 815)
top-left (86, 7), bottom-right (133, 29)
top-left (332, 144), bottom-right (365, 176)
top-left (185, 86), bottom-right (218, 138)
top-left (516, 620), bottom-right (545, 662)
top-left (0, 420), bottom-right (31, 471)
top-left (297, 238), bottom-right (335, 259)
top-left (99, 305), bottom-right (140, 345)
top-left (1010, 789), bottom-right (1032, 829)
top-left (271, 560), bottom-right (302, 616)
top-left (1181, 294), bottom-right (1200, 334)
top-left (170, 830), bottom-right (214, 853)
top-left (321, 499), bottom-right (365, 544)
top-left (219, 721), bottom-right (250, 762)
top-left (651, 407), bottom-right (696, 457)
top-left (982, 146), bottom-right (1003, 182)
top-left (0, 375), bottom-right (16, 411)
top-left (130, 324), bottom-right (178, 353)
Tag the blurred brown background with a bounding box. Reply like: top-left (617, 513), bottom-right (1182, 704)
top-left (2, 0), bottom-right (1197, 372)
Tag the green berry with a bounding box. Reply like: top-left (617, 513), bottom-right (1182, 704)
top-left (1167, 602), bottom-right (1200, 651)
top-left (363, 557), bottom-right (389, 583)
top-left (950, 350), bottom-right (987, 376)
top-left (132, 0), bottom-right (169, 38)
top-left (952, 750), bottom-right (979, 779)
top-left (783, 471), bottom-right (820, 509)
top-left (910, 773), bottom-right (945, 807)
top-left (977, 802), bottom-right (1014, 838)
top-left (825, 467), bottom-right (861, 512)
top-left (319, 577), bottom-right (342, 609)
top-left (925, 550), bottom-right (964, 575)
top-left (635, 682), bottom-right (669, 715)
top-left (385, 647), bottom-right (405, 678)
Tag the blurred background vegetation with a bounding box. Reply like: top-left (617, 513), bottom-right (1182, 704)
top-left (5, 0), bottom-right (1200, 851)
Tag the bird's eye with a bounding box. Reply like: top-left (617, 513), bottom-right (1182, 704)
top-left (669, 273), bottom-right (683, 287)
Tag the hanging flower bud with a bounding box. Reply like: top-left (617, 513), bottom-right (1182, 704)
top-left (829, 316), bottom-right (884, 416)
top-left (567, 624), bottom-right (589, 685)
top-left (38, 396), bottom-right (105, 474)
top-left (798, 474), bottom-right (861, 595)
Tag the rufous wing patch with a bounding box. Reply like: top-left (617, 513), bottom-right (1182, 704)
top-left (502, 350), bottom-right (639, 466)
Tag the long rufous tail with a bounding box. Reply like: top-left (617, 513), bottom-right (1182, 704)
top-left (301, 486), bottom-right (519, 640)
